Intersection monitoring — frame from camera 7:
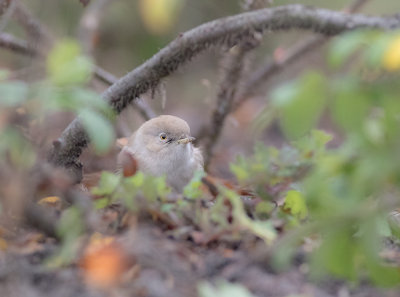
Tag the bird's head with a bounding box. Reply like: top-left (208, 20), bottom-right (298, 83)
top-left (137, 115), bottom-right (195, 153)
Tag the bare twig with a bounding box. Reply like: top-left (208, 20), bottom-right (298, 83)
top-left (200, 35), bottom-right (261, 167)
top-left (48, 5), bottom-right (400, 177)
top-left (345, 0), bottom-right (370, 13)
top-left (0, 32), bottom-right (35, 55)
top-left (0, 0), bottom-right (11, 15)
top-left (92, 64), bottom-right (117, 84)
top-left (199, 2), bottom-right (265, 167)
top-left (78, 0), bottom-right (112, 55)
top-left (12, 0), bottom-right (53, 50)
top-left (233, 0), bottom-right (371, 111)
top-left (0, 0), bottom-right (15, 33)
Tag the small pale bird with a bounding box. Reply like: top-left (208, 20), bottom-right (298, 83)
top-left (118, 115), bottom-right (203, 192)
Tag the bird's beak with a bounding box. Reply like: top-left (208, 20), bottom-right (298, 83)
top-left (177, 136), bottom-right (195, 144)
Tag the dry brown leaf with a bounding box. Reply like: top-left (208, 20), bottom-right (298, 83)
top-left (118, 149), bottom-right (138, 177)
top-left (0, 238), bottom-right (8, 251)
top-left (80, 233), bottom-right (133, 288)
top-left (37, 196), bottom-right (62, 210)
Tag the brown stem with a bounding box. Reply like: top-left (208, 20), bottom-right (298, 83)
top-left (78, 0), bottom-right (112, 55)
top-left (200, 35), bottom-right (261, 167)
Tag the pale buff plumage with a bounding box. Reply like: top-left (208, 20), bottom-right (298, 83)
top-left (118, 115), bottom-right (203, 192)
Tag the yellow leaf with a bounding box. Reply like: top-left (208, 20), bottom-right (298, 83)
top-left (139, 0), bottom-right (184, 35)
top-left (0, 238), bottom-right (7, 251)
top-left (86, 232), bottom-right (115, 253)
top-left (38, 196), bottom-right (62, 208)
top-left (383, 36), bottom-right (400, 71)
top-left (283, 190), bottom-right (308, 220)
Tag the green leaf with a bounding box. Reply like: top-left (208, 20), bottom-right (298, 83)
top-left (79, 109), bottom-right (115, 154)
top-left (283, 190), bottom-right (308, 219)
top-left (313, 229), bottom-right (357, 280)
top-left (366, 260), bottom-right (400, 287)
top-left (273, 72), bottom-right (327, 140)
top-left (91, 172), bottom-right (120, 196)
top-left (183, 170), bottom-right (206, 199)
top-left (230, 156), bottom-right (249, 182)
top-left (328, 30), bottom-right (366, 67)
top-left (0, 81), bottom-right (28, 106)
top-left (0, 127), bottom-right (35, 168)
top-left (71, 88), bottom-right (112, 114)
top-left (130, 171), bottom-right (145, 187)
top-left (0, 69), bottom-right (10, 81)
top-left (47, 39), bottom-right (92, 86)
top-left (387, 211), bottom-right (400, 239)
top-left (331, 82), bottom-right (368, 132)
top-left (311, 130), bottom-right (333, 148)
top-left (57, 206), bottom-right (84, 240)
top-left (364, 33), bottom-right (393, 67)
top-left (198, 281), bottom-right (256, 297)
top-left (223, 187), bottom-right (276, 243)
top-left (142, 175), bottom-right (170, 201)
top-left (270, 80), bottom-right (298, 107)
top-left (94, 198), bottom-right (111, 209)
top-left (364, 118), bottom-right (384, 145)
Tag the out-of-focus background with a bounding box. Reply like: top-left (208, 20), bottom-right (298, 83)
top-left (4, 2), bottom-right (400, 295)
top-left (2, 0), bottom-right (399, 176)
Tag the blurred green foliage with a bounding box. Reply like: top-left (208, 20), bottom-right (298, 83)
top-left (0, 39), bottom-right (115, 164)
top-left (248, 30), bottom-right (400, 285)
top-left (92, 171), bottom-right (170, 211)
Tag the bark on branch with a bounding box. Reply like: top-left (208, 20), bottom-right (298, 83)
top-left (48, 4), bottom-right (400, 176)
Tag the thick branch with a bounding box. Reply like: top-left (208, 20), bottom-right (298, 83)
top-left (49, 4), bottom-right (400, 173)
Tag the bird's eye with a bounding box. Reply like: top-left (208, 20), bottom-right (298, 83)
top-left (159, 133), bottom-right (167, 141)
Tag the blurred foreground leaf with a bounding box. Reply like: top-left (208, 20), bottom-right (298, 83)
top-left (47, 39), bottom-right (92, 86)
top-left (272, 72), bottom-right (326, 140)
top-left (80, 109), bottom-right (115, 154)
top-left (198, 281), bottom-right (256, 297)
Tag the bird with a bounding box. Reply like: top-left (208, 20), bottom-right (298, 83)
top-left (118, 115), bottom-right (203, 193)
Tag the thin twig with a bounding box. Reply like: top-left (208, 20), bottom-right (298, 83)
top-left (48, 4), bottom-right (400, 176)
top-left (198, 2), bottom-right (265, 167)
top-left (200, 35), bottom-right (261, 167)
top-left (345, 0), bottom-right (370, 13)
top-left (0, 0), bottom-right (11, 16)
top-left (78, 0), bottom-right (112, 55)
top-left (0, 32), bottom-right (35, 55)
top-left (0, 0), bottom-right (15, 33)
top-left (233, 0), bottom-right (371, 111)
top-left (12, 0), bottom-right (53, 50)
